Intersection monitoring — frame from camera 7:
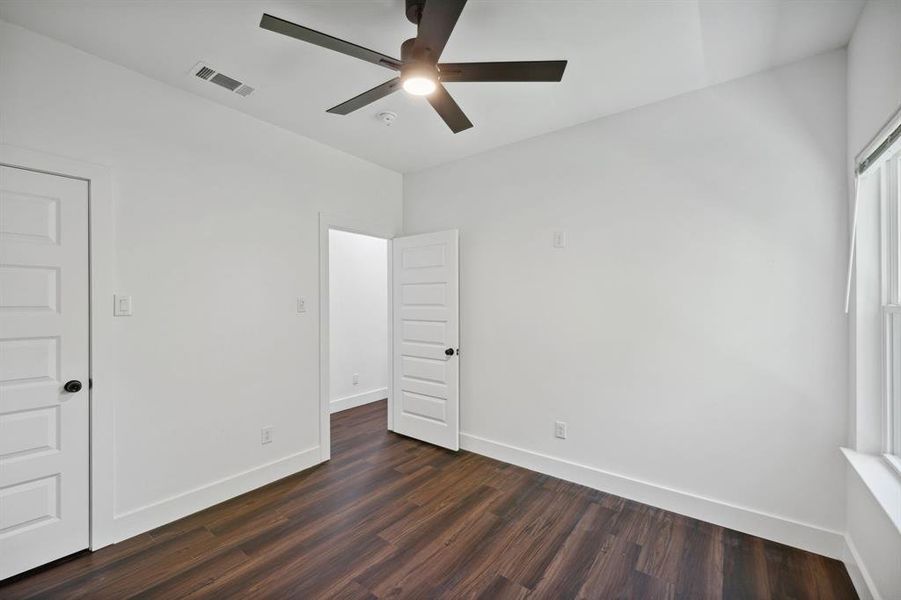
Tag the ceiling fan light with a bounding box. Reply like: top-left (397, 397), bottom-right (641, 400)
top-left (403, 76), bottom-right (437, 96)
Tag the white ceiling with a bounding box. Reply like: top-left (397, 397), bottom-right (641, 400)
top-left (0, 0), bottom-right (863, 173)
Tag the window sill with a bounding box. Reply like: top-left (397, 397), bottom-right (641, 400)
top-left (841, 447), bottom-right (901, 534)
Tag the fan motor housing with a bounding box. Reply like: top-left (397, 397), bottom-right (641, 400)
top-left (400, 37), bottom-right (434, 64)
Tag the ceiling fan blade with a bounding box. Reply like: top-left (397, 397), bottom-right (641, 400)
top-left (327, 78), bottom-right (402, 115)
top-left (260, 13), bottom-right (401, 71)
top-left (427, 84), bottom-right (473, 133)
top-left (439, 60), bottom-right (567, 82)
top-left (414, 0), bottom-right (467, 61)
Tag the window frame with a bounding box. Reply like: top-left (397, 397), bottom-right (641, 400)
top-left (879, 141), bottom-right (901, 475)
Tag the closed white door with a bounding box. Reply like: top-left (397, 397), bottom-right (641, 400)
top-left (0, 166), bottom-right (90, 580)
top-left (392, 230), bottom-right (459, 450)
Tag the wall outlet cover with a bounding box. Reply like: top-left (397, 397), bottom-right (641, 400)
top-left (261, 427), bottom-right (274, 445)
top-left (554, 421), bottom-right (567, 439)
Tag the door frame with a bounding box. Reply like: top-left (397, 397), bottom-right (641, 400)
top-left (318, 212), bottom-right (400, 461)
top-left (0, 144), bottom-right (116, 550)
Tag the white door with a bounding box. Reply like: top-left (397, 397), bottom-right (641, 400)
top-left (0, 166), bottom-right (90, 580)
top-left (392, 230), bottom-right (459, 450)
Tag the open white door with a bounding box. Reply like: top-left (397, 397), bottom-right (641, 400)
top-left (0, 166), bottom-right (90, 579)
top-left (392, 230), bottom-right (459, 450)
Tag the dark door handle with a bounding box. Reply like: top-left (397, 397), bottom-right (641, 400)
top-left (444, 348), bottom-right (455, 356)
top-left (64, 380), bottom-right (83, 393)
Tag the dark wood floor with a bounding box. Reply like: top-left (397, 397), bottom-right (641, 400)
top-left (0, 400), bottom-right (856, 599)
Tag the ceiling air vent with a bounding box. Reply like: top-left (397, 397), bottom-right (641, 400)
top-left (210, 72), bottom-right (241, 91)
top-left (190, 62), bottom-right (255, 98)
top-left (195, 65), bottom-right (215, 80)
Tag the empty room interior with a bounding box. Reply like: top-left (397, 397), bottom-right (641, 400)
top-left (1, 0), bottom-right (900, 598)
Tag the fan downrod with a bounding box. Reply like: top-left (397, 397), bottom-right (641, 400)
top-left (405, 0), bottom-right (426, 25)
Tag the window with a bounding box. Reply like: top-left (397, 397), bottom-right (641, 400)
top-left (879, 138), bottom-right (901, 473)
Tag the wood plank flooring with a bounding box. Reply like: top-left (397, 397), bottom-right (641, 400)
top-left (0, 400), bottom-right (857, 599)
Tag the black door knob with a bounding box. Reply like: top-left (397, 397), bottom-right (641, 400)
top-left (445, 348), bottom-right (455, 356)
top-left (64, 380), bottom-right (83, 393)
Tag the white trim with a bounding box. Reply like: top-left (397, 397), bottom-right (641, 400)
top-left (108, 447), bottom-right (319, 544)
top-left (882, 150), bottom-right (901, 458)
top-left (842, 447), bottom-right (901, 534)
top-left (0, 144), bottom-right (116, 550)
top-left (331, 387), bottom-right (388, 414)
top-left (885, 453), bottom-right (901, 477)
top-left (386, 238), bottom-right (394, 433)
top-left (461, 432), bottom-right (846, 559)
top-left (843, 534), bottom-right (882, 600)
top-left (319, 213), bottom-right (399, 462)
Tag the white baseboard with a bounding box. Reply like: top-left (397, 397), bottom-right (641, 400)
top-left (460, 432), bottom-right (845, 560)
top-left (331, 387), bottom-right (387, 413)
top-left (107, 446), bottom-right (321, 545)
top-left (843, 533), bottom-right (882, 600)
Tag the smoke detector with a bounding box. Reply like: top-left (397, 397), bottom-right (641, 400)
top-left (376, 111), bottom-right (398, 126)
top-left (190, 62), bottom-right (255, 98)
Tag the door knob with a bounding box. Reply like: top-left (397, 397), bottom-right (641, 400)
top-left (445, 348), bottom-right (455, 356)
top-left (63, 380), bottom-right (83, 393)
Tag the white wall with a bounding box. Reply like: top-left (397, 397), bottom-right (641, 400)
top-left (0, 21), bottom-right (401, 541)
top-left (405, 50), bottom-right (849, 556)
top-left (846, 1), bottom-right (901, 598)
top-left (328, 230), bottom-right (388, 413)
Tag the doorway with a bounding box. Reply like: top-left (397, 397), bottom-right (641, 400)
top-left (327, 229), bottom-right (390, 454)
top-left (318, 213), bottom-right (396, 461)
top-left (318, 215), bottom-right (460, 460)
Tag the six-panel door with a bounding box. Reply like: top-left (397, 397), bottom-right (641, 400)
top-left (0, 166), bottom-right (90, 580)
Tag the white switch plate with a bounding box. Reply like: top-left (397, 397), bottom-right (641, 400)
top-left (296, 297), bottom-right (306, 313)
top-left (261, 427), bottom-right (274, 445)
top-left (555, 421), bottom-right (567, 439)
top-left (353, 373), bottom-right (359, 385)
top-left (114, 295), bottom-right (133, 316)
top-left (553, 231), bottom-right (566, 248)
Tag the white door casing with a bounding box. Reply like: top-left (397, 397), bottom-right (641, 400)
top-left (392, 230), bottom-right (459, 450)
top-left (0, 166), bottom-right (90, 580)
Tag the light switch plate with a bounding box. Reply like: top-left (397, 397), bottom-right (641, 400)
top-left (296, 297), bottom-right (306, 313)
top-left (553, 231), bottom-right (566, 248)
top-left (114, 295), bottom-right (133, 316)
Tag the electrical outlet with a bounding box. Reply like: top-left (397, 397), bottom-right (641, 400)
top-left (353, 373), bottom-right (360, 385)
top-left (261, 427), bottom-right (274, 445)
top-left (554, 421), bottom-right (567, 439)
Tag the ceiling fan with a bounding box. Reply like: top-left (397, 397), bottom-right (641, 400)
top-left (259, 0), bottom-right (567, 133)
